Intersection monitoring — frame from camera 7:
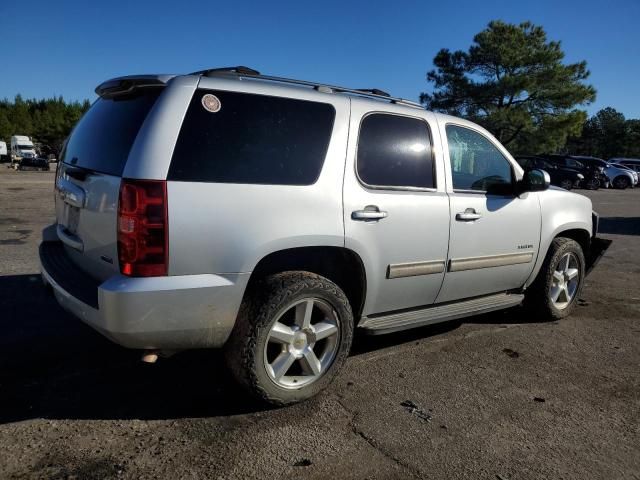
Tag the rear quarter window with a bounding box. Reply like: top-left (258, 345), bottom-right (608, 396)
top-left (61, 89), bottom-right (162, 176)
top-left (168, 90), bottom-right (336, 185)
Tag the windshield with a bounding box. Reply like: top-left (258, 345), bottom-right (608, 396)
top-left (18, 145), bottom-right (33, 150)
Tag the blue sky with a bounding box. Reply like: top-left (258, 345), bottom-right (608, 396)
top-left (1, 0), bottom-right (638, 118)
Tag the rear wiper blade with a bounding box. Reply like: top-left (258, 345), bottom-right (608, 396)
top-left (64, 163), bottom-right (90, 181)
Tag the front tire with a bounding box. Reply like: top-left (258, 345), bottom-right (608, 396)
top-left (525, 237), bottom-right (586, 320)
top-left (224, 271), bottom-right (354, 406)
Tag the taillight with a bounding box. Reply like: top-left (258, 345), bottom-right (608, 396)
top-left (117, 179), bottom-right (168, 277)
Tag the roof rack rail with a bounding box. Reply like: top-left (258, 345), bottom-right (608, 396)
top-left (192, 66), bottom-right (423, 108)
top-left (190, 65), bottom-right (261, 76)
top-left (354, 88), bottom-right (390, 97)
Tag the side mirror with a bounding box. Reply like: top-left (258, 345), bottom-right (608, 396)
top-left (520, 169), bottom-right (550, 193)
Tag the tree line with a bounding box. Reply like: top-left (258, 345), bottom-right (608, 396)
top-left (567, 107), bottom-right (640, 159)
top-left (0, 95), bottom-right (90, 155)
top-left (422, 20), bottom-right (639, 159)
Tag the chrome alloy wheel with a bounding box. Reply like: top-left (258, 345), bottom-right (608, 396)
top-left (264, 298), bottom-right (340, 389)
top-left (549, 252), bottom-right (580, 310)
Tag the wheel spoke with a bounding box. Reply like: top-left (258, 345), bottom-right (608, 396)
top-left (566, 268), bottom-right (579, 280)
top-left (560, 255), bottom-right (570, 272)
top-left (295, 299), bottom-right (314, 329)
top-left (562, 285), bottom-right (571, 302)
top-left (270, 351), bottom-right (296, 380)
top-left (269, 322), bottom-right (295, 344)
top-left (550, 286), bottom-right (563, 302)
top-left (300, 349), bottom-right (322, 376)
top-left (552, 271), bottom-right (564, 283)
top-left (313, 321), bottom-right (338, 341)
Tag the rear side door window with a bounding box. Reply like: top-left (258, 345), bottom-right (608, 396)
top-left (445, 125), bottom-right (513, 193)
top-left (565, 158), bottom-right (583, 169)
top-left (356, 113), bottom-right (435, 189)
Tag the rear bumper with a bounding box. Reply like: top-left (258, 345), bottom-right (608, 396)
top-left (40, 240), bottom-right (249, 349)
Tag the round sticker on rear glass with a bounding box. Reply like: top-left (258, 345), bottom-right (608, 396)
top-left (201, 94), bottom-right (221, 113)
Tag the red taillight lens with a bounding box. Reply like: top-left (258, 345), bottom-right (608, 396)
top-left (117, 179), bottom-right (168, 277)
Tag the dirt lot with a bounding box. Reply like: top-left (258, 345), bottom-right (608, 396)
top-left (0, 167), bottom-right (638, 480)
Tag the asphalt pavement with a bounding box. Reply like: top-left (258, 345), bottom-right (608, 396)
top-left (0, 168), bottom-right (638, 479)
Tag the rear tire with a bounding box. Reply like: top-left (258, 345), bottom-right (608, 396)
top-left (224, 271), bottom-right (354, 406)
top-left (613, 176), bottom-right (630, 189)
top-left (584, 178), bottom-right (600, 190)
top-left (560, 179), bottom-right (573, 190)
top-left (525, 238), bottom-right (586, 320)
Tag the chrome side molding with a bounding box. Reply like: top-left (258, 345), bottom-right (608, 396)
top-left (387, 260), bottom-right (446, 279)
top-left (449, 252), bottom-right (534, 272)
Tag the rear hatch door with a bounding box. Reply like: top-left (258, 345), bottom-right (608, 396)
top-left (55, 86), bottom-right (163, 282)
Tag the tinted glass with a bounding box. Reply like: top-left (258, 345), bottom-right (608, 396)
top-left (517, 158), bottom-right (533, 169)
top-left (356, 114), bottom-right (434, 188)
top-left (565, 158), bottom-right (585, 169)
top-left (61, 89), bottom-right (162, 176)
top-left (168, 90), bottom-right (335, 185)
top-left (446, 125), bottom-right (512, 192)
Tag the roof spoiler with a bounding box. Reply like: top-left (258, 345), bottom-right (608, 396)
top-left (95, 75), bottom-right (175, 98)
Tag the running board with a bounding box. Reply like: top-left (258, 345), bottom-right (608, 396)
top-left (358, 293), bottom-right (525, 335)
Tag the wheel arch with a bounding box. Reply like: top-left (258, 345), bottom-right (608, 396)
top-left (612, 174), bottom-right (631, 188)
top-left (245, 246), bottom-right (367, 321)
top-left (524, 224), bottom-right (591, 289)
top-left (554, 228), bottom-right (590, 257)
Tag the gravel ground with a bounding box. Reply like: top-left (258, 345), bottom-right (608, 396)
top-left (0, 168), bottom-right (638, 480)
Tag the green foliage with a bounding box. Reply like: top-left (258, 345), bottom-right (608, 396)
top-left (0, 95), bottom-right (91, 155)
top-left (567, 107), bottom-right (640, 159)
top-left (421, 20), bottom-right (596, 154)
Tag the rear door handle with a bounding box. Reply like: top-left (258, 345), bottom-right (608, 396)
top-left (456, 208), bottom-right (482, 222)
top-left (56, 177), bottom-right (86, 208)
top-left (352, 206), bottom-right (388, 221)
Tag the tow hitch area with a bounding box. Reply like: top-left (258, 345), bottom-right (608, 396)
top-left (586, 237), bottom-right (612, 276)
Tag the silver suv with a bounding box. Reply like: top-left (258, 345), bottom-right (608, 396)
top-left (40, 67), bottom-right (608, 405)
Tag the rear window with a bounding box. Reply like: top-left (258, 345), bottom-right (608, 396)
top-left (61, 89), bottom-right (162, 176)
top-left (168, 89), bottom-right (335, 185)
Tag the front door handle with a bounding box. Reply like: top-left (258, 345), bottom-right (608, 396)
top-left (456, 208), bottom-right (482, 222)
top-left (352, 206), bottom-right (388, 221)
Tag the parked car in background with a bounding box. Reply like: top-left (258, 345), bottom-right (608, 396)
top-left (610, 158), bottom-right (640, 176)
top-left (608, 163), bottom-right (639, 187)
top-left (0, 141), bottom-right (7, 162)
top-left (572, 156), bottom-right (636, 189)
top-left (543, 154), bottom-right (606, 190)
top-left (17, 156), bottom-right (50, 171)
top-left (516, 156), bottom-right (583, 190)
top-left (40, 67), bottom-right (608, 405)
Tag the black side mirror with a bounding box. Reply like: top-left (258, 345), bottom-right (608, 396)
top-left (520, 169), bottom-right (550, 193)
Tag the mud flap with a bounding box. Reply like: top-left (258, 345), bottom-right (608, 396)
top-left (586, 237), bottom-right (612, 276)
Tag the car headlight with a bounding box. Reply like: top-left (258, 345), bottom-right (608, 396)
top-left (577, 174), bottom-right (584, 179)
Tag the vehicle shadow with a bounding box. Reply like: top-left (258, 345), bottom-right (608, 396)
top-left (351, 304), bottom-right (544, 355)
top-left (0, 274), bottom-right (545, 423)
top-left (598, 217), bottom-right (640, 236)
top-left (0, 274), bottom-right (258, 423)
